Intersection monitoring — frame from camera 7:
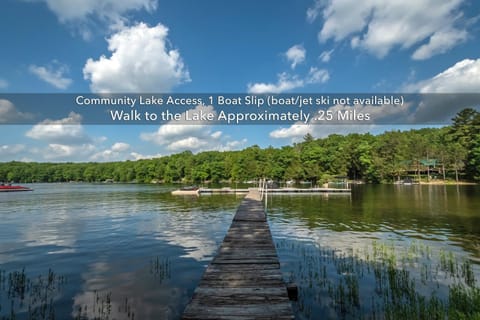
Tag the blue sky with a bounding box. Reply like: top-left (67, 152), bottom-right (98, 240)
top-left (1, 0), bottom-right (480, 162)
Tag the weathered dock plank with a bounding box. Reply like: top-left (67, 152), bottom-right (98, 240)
top-left (182, 190), bottom-right (294, 320)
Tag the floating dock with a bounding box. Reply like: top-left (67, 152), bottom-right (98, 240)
top-left (172, 187), bottom-right (351, 196)
top-left (182, 190), bottom-right (294, 319)
top-left (171, 187), bottom-right (249, 196)
top-left (260, 187), bottom-right (351, 194)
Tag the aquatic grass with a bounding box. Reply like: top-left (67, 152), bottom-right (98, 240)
top-left (461, 258), bottom-right (475, 288)
top-left (73, 256), bottom-right (171, 320)
top-left (276, 238), bottom-right (479, 320)
top-left (75, 289), bottom-right (136, 320)
top-left (448, 284), bottom-right (480, 319)
top-left (73, 289), bottom-right (139, 320)
top-left (149, 256), bottom-right (171, 284)
top-left (1, 256), bottom-right (172, 320)
top-left (0, 268), bottom-right (66, 320)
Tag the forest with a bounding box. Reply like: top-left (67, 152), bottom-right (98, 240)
top-left (1, 109), bottom-right (479, 184)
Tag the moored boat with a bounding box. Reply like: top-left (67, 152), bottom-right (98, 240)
top-left (171, 186), bottom-right (200, 196)
top-left (0, 184), bottom-right (33, 192)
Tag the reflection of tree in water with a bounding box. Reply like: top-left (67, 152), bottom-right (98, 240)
top-left (0, 268), bottom-right (66, 320)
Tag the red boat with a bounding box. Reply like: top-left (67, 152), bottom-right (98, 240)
top-left (0, 184), bottom-right (33, 192)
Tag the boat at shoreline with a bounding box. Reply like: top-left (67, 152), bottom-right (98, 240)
top-left (0, 184), bottom-right (33, 192)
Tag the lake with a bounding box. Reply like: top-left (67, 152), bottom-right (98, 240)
top-left (0, 184), bottom-right (479, 319)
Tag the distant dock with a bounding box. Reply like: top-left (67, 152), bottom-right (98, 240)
top-left (261, 187), bottom-right (351, 194)
top-left (171, 187), bottom-right (249, 195)
top-left (182, 190), bottom-right (294, 319)
top-left (172, 186), bottom-right (351, 196)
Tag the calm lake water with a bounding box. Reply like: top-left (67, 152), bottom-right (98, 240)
top-left (0, 184), bottom-right (479, 319)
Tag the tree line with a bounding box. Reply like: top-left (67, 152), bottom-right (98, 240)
top-left (1, 109), bottom-right (479, 184)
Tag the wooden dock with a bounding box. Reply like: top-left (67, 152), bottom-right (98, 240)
top-left (172, 187), bottom-right (350, 196)
top-left (182, 190), bottom-right (294, 320)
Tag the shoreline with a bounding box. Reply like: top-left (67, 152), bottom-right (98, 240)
top-left (3, 180), bottom-right (478, 186)
top-left (417, 180), bottom-right (477, 185)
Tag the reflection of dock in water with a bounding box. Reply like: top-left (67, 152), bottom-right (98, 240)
top-left (172, 187), bottom-right (351, 196)
top-left (182, 189), bottom-right (294, 319)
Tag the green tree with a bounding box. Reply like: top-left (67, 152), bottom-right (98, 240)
top-left (449, 108), bottom-right (480, 181)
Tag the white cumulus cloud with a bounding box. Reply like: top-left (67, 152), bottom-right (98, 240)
top-left (83, 22), bottom-right (190, 93)
top-left (26, 143), bottom-right (96, 161)
top-left (404, 58), bottom-right (480, 93)
top-left (70, 141), bottom-right (162, 162)
top-left (0, 144), bottom-right (26, 156)
top-left (307, 67), bottom-right (330, 84)
top-left (270, 123), bottom-right (312, 140)
top-left (270, 96), bottom-right (413, 141)
top-left (141, 105), bottom-right (247, 152)
top-left (270, 124), bottom-right (374, 142)
top-left (43, 143), bottom-right (96, 160)
top-left (285, 44), bottom-right (306, 69)
top-left (210, 131), bottom-right (222, 139)
top-left (248, 68), bottom-right (329, 94)
top-left (0, 99), bottom-right (33, 124)
top-left (403, 58), bottom-right (480, 123)
top-left (130, 152), bottom-right (162, 160)
top-left (247, 73), bottom-right (304, 94)
top-left (274, 57), bottom-right (480, 141)
top-left (319, 49), bottom-right (334, 63)
top-left (168, 137), bottom-right (209, 151)
top-left (26, 112), bottom-right (91, 144)
top-left (306, 0), bottom-right (323, 23)
top-left (309, 0), bottom-right (467, 59)
top-left (111, 142), bottom-right (130, 152)
top-left (29, 62), bottom-right (72, 89)
top-left (90, 142), bottom-right (130, 161)
top-left (412, 28), bottom-right (468, 60)
top-left (37, 0), bottom-right (157, 23)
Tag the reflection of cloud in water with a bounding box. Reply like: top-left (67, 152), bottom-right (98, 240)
top-left (272, 211), bottom-right (463, 257)
top-left (72, 260), bottom-right (190, 319)
top-left (270, 211), bottom-right (478, 291)
top-left (136, 208), bottom-right (234, 262)
top-left (272, 217), bottom-right (374, 253)
top-left (22, 207), bottom-right (79, 254)
top-left (1, 185), bottom-right (240, 319)
top-left (0, 207), bottom-right (83, 260)
top-left (160, 230), bottom-right (217, 261)
top-left (66, 199), bottom-right (233, 318)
